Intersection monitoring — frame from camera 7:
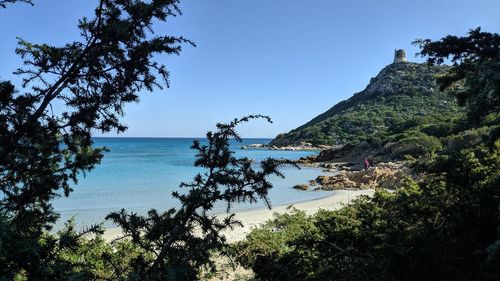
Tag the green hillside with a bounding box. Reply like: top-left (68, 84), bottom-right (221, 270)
top-left (270, 62), bottom-right (462, 147)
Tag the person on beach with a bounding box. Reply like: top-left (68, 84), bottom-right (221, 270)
top-left (364, 159), bottom-right (370, 171)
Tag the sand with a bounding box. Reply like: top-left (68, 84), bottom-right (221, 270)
top-left (103, 189), bottom-right (374, 243)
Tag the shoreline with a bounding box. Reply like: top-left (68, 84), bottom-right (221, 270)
top-left (103, 189), bottom-right (374, 242)
top-left (241, 143), bottom-right (332, 152)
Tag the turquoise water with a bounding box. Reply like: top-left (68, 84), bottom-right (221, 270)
top-left (53, 138), bottom-right (332, 229)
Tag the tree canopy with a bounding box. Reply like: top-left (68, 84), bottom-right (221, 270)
top-left (1, 2), bottom-right (299, 279)
top-left (415, 28), bottom-right (500, 124)
top-left (0, 0), bottom-right (191, 278)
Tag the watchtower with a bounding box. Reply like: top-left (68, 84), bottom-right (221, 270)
top-left (393, 49), bottom-right (407, 63)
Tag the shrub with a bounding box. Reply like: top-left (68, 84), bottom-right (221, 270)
top-left (386, 131), bottom-right (442, 159)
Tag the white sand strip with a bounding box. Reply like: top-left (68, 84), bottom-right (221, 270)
top-left (103, 189), bottom-right (374, 243)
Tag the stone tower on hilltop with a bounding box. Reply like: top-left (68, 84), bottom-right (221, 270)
top-left (393, 49), bottom-right (407, 63)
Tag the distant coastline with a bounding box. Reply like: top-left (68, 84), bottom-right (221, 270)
top-left (241, 142), bottom-right (332, 151)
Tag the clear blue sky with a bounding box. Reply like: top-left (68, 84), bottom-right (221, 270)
top-left (1, 0), bottom-right (499, 138)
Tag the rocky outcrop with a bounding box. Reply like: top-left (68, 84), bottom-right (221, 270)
top-left (294, 162), bottom-right (414, 191)
top-left (293, 184), bottom-right (309, 191)
top-left (314, 162), bottom-right (412, 190)
top-left (241, 144), bottom-right (266, 149)
top-left (315, 174), bottom-right (358, 190)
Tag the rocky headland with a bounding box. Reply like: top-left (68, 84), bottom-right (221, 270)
top-left (268, 62), bottom-right (459, 150)
top-left (268, 61), bottom-right (459, 192)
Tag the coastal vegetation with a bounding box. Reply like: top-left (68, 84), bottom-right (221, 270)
top-left (0, 1), bottom-right (498, 280)
top-left (237, 28), bottom-right (500, 280)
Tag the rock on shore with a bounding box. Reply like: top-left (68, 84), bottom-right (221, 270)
top-left (315, 162), bottom-right (412, 190)
top-left (292, 184), bottom-right (309, 191)
top-left (295, 162), bottom-right (415, 191)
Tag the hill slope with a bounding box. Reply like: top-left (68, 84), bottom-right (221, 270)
top-left (270, 62), bottom-right (461, 147)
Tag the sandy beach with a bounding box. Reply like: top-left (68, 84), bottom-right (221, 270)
top-left (103, 189), bottom-right (374, 243)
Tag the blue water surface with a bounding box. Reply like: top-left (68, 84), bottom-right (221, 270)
top-left (53, 138), bottom-right (332, 229)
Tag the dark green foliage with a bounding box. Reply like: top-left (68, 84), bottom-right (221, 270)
top-left (415, 28), bottom-right (500, 124)
top-left (384, 130), bottom-right (442, 159)
top-left (103, 115), bottom-right (296, 280)
top-left (0, 0), bottom-right (32, 8)
top-left (1, 0), bottom-right (193, 279)
top-left (235, 208), bottom-right (320, 280)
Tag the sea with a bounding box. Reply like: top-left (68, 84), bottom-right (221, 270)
top-left (53, 138), bottom-right (333, 229)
